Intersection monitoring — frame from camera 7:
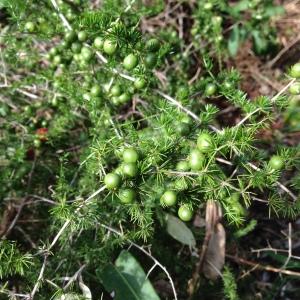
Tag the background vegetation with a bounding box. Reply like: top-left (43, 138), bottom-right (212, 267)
top-left (0, 0), bottom-right (300, 299)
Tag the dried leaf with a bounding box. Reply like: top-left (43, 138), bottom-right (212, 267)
top-left (202, 223), bottom-right (226, 280)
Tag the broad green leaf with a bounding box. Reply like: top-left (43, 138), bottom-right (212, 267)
top-left (166, 214), bottom-right (196, 247)
top-left (265, 5), bottom-right (285, 18)
top-left (252, 30), bottom-right (268, 55)
top-left (228, 25), bottom-right (240, 57)
top-left (98, 250), bottom-right (160, 300)
top-left (230, 0), bottom-right (250, 17)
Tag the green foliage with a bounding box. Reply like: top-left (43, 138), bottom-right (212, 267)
top-left (98, 250), bottom-right (160, 300)
top-left (0, 240), bottom-right (33, 279)
top-left (0, 0), bottom-right (299, 299)
top-left (222, 266), bottom-right (239, 300)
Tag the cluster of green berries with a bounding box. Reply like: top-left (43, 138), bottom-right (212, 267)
top-left (45, 28), bottom-right (160, 106)
top-left (159, 132), bottom-right (215, 222)
top-left (104, 148), bottom-right (139, 204)
top-left (160, 190), bottom-right (193, 222)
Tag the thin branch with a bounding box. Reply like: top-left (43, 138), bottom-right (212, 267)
top-left (155, 89), bottom-right (220, 133)
top-left (50, 0), bottom-right (72, 30)
top-left (271, 78), bottom-right (296, 103)
top-left (30, 255), bottom-right (48, 299)
top-left (227, 254), bottom-right (300, 277)
top-left (28, 185), bottom-right (106, 299)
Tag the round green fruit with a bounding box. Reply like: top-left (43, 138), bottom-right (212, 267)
top-left (176, 122), bottom-right (190, 136)
top-left (118, 93), bottom-right (131, 104)
top-left (49, 47), bottom-right (58, 56)
top-left (83, 93), bottom-right (91, 101)
top-left (80, 47), bottom-right (93, 61)
top-left (290, 63), bottom-right (300, 78)
top-left (176, 161), bottom-right (190, 172)
top-left (34, 139), bottom-right (41, 148)
top-left (205, 83), bottom-right (217, 96)
top-left (197, 133), bottom-right (213, 152)
top-left (269, 155), bottom-right (284, 170)
top-left (189, 149), bottom-right (205, 170)
top-left (111, 84), bottom-right (121, 96)
top-left (118, 188), bottom-right (136, 204)
top-left (94, 37), bottom-right (103, 49)
top-left (178, 205), bottom-right (193, 221)
top-left (203, 2), bottom-right (213, 10)
top-left (77, 31), bottom-right (87, 42)
top-left (123, 54), bottom-right (138, 70)
top-left (65, 30), bottom-right (76, 43)
top-left (223, 81), bottom-right (233, 89)
top-left (66, 11), bottom-right (76, 21)
top-left (134, 78), bottom-right (146, 90)
top-left (60, 40), bottom-right (69, 50)
top-left (104, 173), bottom-right (121, 189)
top-left (146, 38), bottom-right (160, 52)
top-left (122, 163), bottom-right (138, 178)
top-left (123, 148), bottom-right (139, 163)
top-left (161, 190), bottom-right (177, 206)
top-left (289, 83), bottom-right (300, 95)
top-left (25, 21), bottom-right (35, 33)
top-left (71, 42), bottom-right (82, 53)
top-left (53, 55), bottom-right (62, 66)
top-left (103, 39), bottom-right (117, 55)
top-left (90, 85), bottom-right (101, 97)
top-left (144, 53), bottom-right (157, 68)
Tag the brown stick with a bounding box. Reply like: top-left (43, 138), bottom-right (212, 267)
top-left (226, 254), bottom-right (300, 277)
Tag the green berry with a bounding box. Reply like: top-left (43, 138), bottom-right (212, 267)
top-left (223, 81), bottom-right (233, 89)
top-left (197, 133), bottom-right (213, 152)
top-left (189, 149), bottom-right (205, 170)
top-left (123, 54), bottom-right (138, 70)
top-left (65, 30), bottom-right (76, 43)
top-left (123, 148), bottom-right (139, 163)
top-left (176, 161), bottom-right (190, 172)
top-left (178, 205), bottom-right (193, 221)
top-left (111, 96), bottom-right (120, 105)
top-left (134, 78), bottom-right (146, 90)
top-left (104, 173), bottom-right (121, 189)
top-left (290, 63), bottom-right (300, 78)
top-left (103, 39), bottom-right (117, 55)
top-left (34, 139), bottom-right (41, 148)
top-left (176, 122), bottom-right (190, 136)
top-left (71, 42), bottom-right (82, 53)
top-left (118, 188), bottom-right (136, 204)
top-left (25, 22), bottom-right (35, 33)
top-left (90, 85), bottom-right (101, 97)
top-left (269, 155), bottom-right (284, 170)
top-left (205, 83), bottom-right (217, 96)
top-left (161, 190), bottom-right (177, 206)
top-left (81, 47), bottom-right (93, 61)
top-left (118, 93), bottom-right (131, 104)
top-left (94, 37), bottom-right (103, 49)
top-left (289, 83), bottom-right (300, 95)
top-left (77, 31), bottom-right (87, 42)
top-left (83, 93), bottom-right (91, 101)
top-left (122, 163), bottom-right (138, 178)
top-left (49, 47), bottom-right (58, 56)
top-left (144, 53), bottom-right (157, 68)
top-left (53, 55), bottom-right (62, 66)
top-left (111, 84), bottom-right (121, 96)
top-left (146, 38), bottom-right (160, 52)
top-left (203, 2), bottom-right (213, 10)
